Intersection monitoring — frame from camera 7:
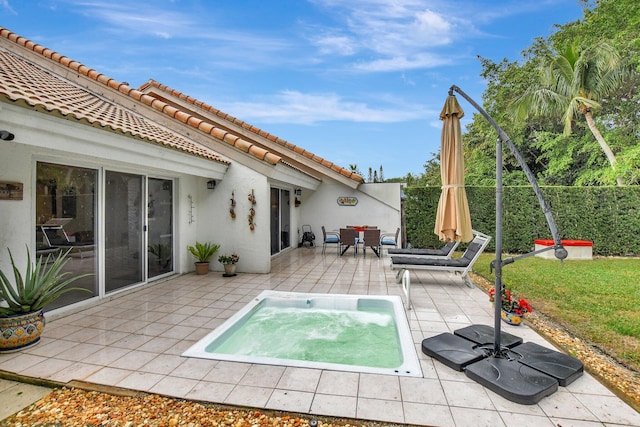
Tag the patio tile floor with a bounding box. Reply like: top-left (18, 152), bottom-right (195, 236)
top-left (1, 248), bottom-right (639, 426)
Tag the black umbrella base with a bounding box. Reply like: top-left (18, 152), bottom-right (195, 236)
top-left (512, 341), bottom-right (584, 386)
top-left (421, 333), bottom-right (487, 371)
top-left (454, 324), bottom-right (523, 348)
top-left (421, 325), bottom-right (583, 405)
top-left (465, 355), bottom-right (559, 405)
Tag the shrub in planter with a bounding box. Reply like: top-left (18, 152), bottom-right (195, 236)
top-left (0, 246), bottom-right (92, 352)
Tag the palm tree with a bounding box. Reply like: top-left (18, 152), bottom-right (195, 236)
top-left (348, 164), bottom-right (362, 177)
top-left (511, 42), bottom-right (630, 186)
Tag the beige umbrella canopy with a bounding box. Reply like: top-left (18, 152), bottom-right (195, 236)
top-left (434, 95), bottom-right (473, 243)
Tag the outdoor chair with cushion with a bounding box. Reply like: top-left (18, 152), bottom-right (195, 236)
top-left (322, 226), bottom-right (340, 254)
top-left (380, 227), bottom-right (400, 254)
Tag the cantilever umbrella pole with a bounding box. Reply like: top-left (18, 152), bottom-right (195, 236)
top-left (448, 85), bottom-right (568, 354)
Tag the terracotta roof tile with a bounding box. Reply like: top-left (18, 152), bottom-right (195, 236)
top-left (139, 80), bottom-right (363, 183)
top-left (0, 44), bottom-right (226, 164)
top-left (0, 27), bottom-right (360, 179)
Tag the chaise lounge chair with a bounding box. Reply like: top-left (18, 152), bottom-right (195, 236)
top-left (388, 240), bottom-right (460, 259)
top-left (390, 231), bottom-right (491, 308)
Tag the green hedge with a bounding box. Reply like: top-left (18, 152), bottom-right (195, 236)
top-left (405, 186), bottom-right (640, 256)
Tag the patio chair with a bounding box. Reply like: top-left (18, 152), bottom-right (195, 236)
top-left (362, 228), bottom-right (381, 257)
top-left (391, 230), bottom-right (491, 306)
top-left (322, 226), bottom-right (340, 254)
top-left (339, 228), bottom-right (359, 256)
top-left (380, 227), bottom-right (400, 254)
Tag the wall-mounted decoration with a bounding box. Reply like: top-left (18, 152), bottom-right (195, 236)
top-left (188, 195), bottom-right (195, 224)
top-left (0, 181), bottom-right (23, 200)
top-left (337, 196), bottom-right (358, 206)
top-left (248, 189), bottom-right (256, 230)
top-left (229, 191), bottom-right (236, 219)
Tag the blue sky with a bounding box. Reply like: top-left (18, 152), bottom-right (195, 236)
top-left (1, 0), bottom-right (585, 179)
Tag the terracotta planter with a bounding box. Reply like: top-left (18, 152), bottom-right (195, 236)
top-left (0, 310), bottom-right (45, 352)
top-left (223, 264), bottom-right (237, 276)
top-left (194, 262), bottom-right (210, 275)
top-left (501, 309), bottom-right (523, 326)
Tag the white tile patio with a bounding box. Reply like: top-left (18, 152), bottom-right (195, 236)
top-left (1, 248), bottom-right (639, 426)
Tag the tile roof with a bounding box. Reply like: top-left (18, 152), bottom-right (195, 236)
top-left (0, 26), bottom-right (363, 184)
top-left (0, 31), bottom-right (227, 165)
top-left (138, 81), bottom-right (364, 183)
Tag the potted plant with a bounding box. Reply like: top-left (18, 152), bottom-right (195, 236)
top-left (187, 241), bottom-right (220, 275)
top-left (218, 252), bottom-right (239, 276)
top-left (488, 286), bottom-right (533, 326)
top-left (0, 246), bottom-right (92, 352)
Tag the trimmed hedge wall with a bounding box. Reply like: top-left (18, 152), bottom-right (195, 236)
top-left (405, 186), bottom-right (640, 256)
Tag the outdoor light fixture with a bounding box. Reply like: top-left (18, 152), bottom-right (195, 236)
top-left (294, 188), bottom-right (302, 196)
top-left (0, 130), bottom-right (15, 141)
top-left (207, 180), bottom-right (216, 190)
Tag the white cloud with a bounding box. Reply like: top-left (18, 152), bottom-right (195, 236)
top-left (217, 90), bottom-right (430, 125)
top-left (306, 0), bottom-right (470, 72)
top-left (1, 0), bottom-right (16, 14)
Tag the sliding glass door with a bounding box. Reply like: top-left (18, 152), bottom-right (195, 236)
top-left (147, 178), bottom-right (173, 278)
top-left (270, 188), bottom-right (291, 255)
top-left (105, 171), bottom-right (144, 292)
top-left (35, 162), bottom-right (98, 311)
top-left (35, 164), bottom-right (175, 309)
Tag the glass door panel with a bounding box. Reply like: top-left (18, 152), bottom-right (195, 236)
top-left (280, 189), bottom-right (291, 250)
top-left (270, 188), bottom-right (292, 255)
top-left (147, 178), bottom-right (173, 278)
top-left (35, 162), bottom-right (98, 311)
top-left (270, 188), bottom-right (279, 255)
top-left (105, 171), bottom-right (143, 292)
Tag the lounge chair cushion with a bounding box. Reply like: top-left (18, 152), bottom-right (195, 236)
top-left (325, 236), bottom-right (339, 243)
top-left (391, 242), bottom-right (482, 268)
top-left (391, 256), bottom-right (470, 267)
top-left (388, 241), bottom-right (457, 257)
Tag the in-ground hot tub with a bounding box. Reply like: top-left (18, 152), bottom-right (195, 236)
top-left (535, 239), bottom-right (593, 260)
top-left (183, 290), bottom-right (422, 377)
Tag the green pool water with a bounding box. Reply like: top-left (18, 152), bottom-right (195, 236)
top-left (205, 304), bottom-right (403, 369)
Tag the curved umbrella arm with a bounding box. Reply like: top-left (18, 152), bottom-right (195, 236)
top-left (449, 85), bottom-right (568, 262)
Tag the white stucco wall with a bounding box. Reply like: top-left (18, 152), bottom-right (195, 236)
top-left (298, 179), bottom-right (402, 245)
top-left (0, 138), bottom-right (33, 271)
top-left (187, 164), bottom-right (272, 274)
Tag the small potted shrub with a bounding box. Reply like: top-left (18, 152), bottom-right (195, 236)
top-left (0, 246), bottom-right (92, 352)
top-left (218, 252), bottom-right (239, 276)
top-left (187, 241), bottom-right (220, 275)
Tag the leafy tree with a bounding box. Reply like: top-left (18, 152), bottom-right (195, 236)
top-left (511, 42), bottom-right (632, 186)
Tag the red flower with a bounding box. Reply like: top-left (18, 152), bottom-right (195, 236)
top-left (488, 287), bottom-right (532, 314)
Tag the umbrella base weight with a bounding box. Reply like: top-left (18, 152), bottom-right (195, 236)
top-left (512, 342), bottom-right (584, 386)
top-left (465, 356), bottom-right (559, 405)
top-left (454, 324), bottom-right (523, 348)
top-left (421, 324), bottom-right (583, 405)
top-left (421, 333), bottom-right (486, 371)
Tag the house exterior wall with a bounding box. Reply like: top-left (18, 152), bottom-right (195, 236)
top-left (191, 164), bottom-right (272, 274)
top-left (299, 180), bottom-right (402, 244)
top-left (0, 104), bottom-right (228, 301)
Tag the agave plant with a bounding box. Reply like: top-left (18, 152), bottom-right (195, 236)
top-left (0, 246), bottom-right (92, 316)
top-left (187, 241), bottom-right (220, 263)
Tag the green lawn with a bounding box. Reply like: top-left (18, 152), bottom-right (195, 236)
top-left (472, 253), bottom-right (640, 371)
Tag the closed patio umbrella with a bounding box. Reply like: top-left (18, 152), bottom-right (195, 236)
top-left (434, 95), bottom-right (473, 243)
